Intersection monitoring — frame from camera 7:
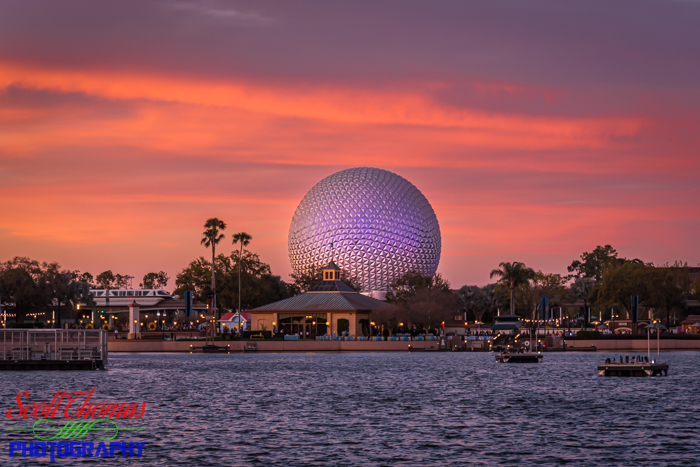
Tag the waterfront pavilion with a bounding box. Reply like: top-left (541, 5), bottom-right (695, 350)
top-left (249, 262), bottom-right (397, 338)
top-left (491, 315), bottom-right (523, 334)
top-left (80, 299), bottom-right (208, 334)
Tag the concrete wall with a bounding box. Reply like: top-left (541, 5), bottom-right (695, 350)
top-left (109, 339), bottom-right (439, 353)
top-left (249, 312), bottom-right (276, 332)
top-left (567, 339), bottom-right (700, 351)
top-left (108, 338), bottom-right (700, 353)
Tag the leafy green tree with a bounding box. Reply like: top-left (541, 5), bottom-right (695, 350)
top-left (0, 258), bottom-right (94, 325)
top-left (232, 232), bottom-right (252, 313)
top-left (42, 264), bottom-right (95, 327)
top-left (42, 263), bottom-right (74, 328)
top-left (567, 245), bottom-right (643, 281)
top-left (368, 303), bottom-right (401, 334)
top-left (68, 279), bottom-right (94, 321)
top-left (480, 283), bottom-right (502, 323)
top-left (489, 262), bottom-right (536, 315)
top-left (140, 271), bottom-right (169, 290)
top-left (219, 249), bottom-right (277, 309)
top-left (0, 257), bottom-right (45, 323)
top-left (386, 271), bottom-right (450, 303)
top-left (96, 270), bottom-right (116, 289)
top-left (386, 271), bottom-right (457, 331)
top-left (173, 257), bottom-right (215, 305)
top-left (457, 283), bottom-right (504, 324)
top-left (568, 277), bottom-right (596, 324)
top-left (78, 272), bottom-right (96, 288)
top-left (593, 261), bottom-right (655, 320)
top-left (174, 250), bottom-right (290, 312)
top-left (201, 218), bottom-right (227, 319)
top-left (645, 264), bottom-right (689, 328)
top-left (114, 274), bottom-right (130, 289)
top-left (95, 270), bottom-right (129, 290)
top-left (457, 285), bottom-right (488, 323)
top-left (524, 272), bottom-right (568, 322)
top-left (502, 271), bottom-right (567, 332)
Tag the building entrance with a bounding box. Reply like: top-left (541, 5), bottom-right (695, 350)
top-left (278, 314), bottom-right (328, 339)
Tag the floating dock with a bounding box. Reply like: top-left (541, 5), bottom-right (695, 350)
top-left (189, 344), bottom-right (231, 353)
top-left (496, 352), bottom-right (542, 363)
top-left (0, 359), bottom-right (104, 370)
top-left (597, 324), bottom-right (670, 376)
top-left (1, 329), bottom-right (108, 371)
top-left (597, 362), bottom-right (668, 377)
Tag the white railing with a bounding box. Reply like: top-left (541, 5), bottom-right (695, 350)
top-left (1, 329), bottom-right (108, 364)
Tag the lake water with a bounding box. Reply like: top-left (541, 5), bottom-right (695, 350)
top-left (2, 351), bottom-right (700, 466)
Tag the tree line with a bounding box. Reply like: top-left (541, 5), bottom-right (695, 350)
top-left (2, 241), bottom-right (697, 330)
top-left (382, 245), bottom-right (697, 332)
top-left (0, 257), bottom-right (170, 326)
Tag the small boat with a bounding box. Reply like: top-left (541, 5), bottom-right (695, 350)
top-left (189, 344), bottom-right (231, 354)
top-left (597, 322), bottom-right (669, 377)
top-left (495, 351), bottom-right (542, 363)
top-left (495, 318), bottom-right (543, 363)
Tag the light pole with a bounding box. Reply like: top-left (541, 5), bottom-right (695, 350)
top-left (160, 312), bottom-right (166, 339)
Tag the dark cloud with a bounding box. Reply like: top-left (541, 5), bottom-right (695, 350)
top-left (0, 0), bottom-right (698, 90)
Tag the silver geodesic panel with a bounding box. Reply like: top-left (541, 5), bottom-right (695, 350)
top-left (288, 167), bottom-right (441, 293)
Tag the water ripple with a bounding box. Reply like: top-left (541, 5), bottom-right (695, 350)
top-left (2, 352), bottom-right (699, 466)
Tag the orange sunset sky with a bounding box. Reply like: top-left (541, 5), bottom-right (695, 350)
top-left (0, 1), bottom-right (699, 287)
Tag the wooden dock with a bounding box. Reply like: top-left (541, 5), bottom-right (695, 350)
top-left (1, 329), bottom-right (108, 371)
top-left (496, 352), bottom-right (543, 363)
top-left (597, 362), bottom-right (668, 377)
top-left (0, 359), bottom-right (105, 371)
top-left (188, 344), bottom-right (231, 353)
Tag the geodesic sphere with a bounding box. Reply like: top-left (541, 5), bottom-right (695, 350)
top-left (288, 167), bottom-right (441, 292)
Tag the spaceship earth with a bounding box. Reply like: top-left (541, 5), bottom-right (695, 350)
top-left (288, 167), bottom-right (442, 293)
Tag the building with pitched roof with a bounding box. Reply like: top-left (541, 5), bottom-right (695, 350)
top-left (249, 262), bottom-right (397, 338)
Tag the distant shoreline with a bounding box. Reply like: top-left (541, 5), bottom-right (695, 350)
top-left (108, 338), bottom-right (700, 353)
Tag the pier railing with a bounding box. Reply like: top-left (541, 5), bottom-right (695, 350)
top-left (1, 329), bottom-right (108, 364)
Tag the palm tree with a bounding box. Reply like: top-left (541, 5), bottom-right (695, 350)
top-left (568, 277), bottom-right (596, 325)
top-left (490, 262), bottom-right (535, 315)
top-left (232, 232), bottom-right (252, 316)
top-left (201, 218), bottom-right (227, 319)
top-left (457, 285), bottom-right (481, 322)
